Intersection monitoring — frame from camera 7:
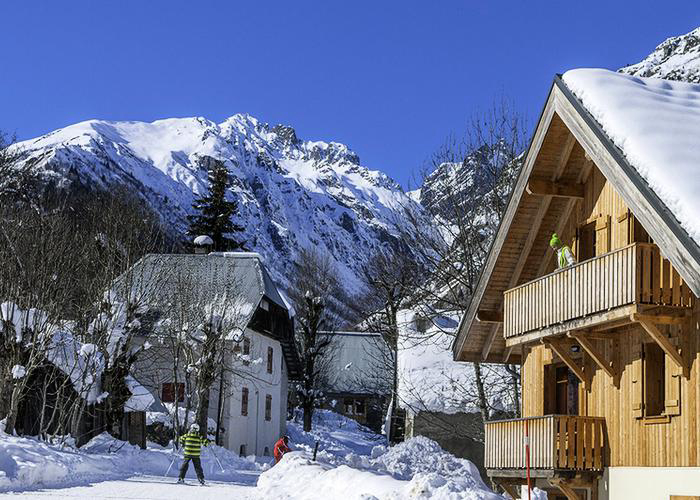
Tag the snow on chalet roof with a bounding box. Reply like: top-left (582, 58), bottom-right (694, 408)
top-left (562, 68), bottom-right (700, 245)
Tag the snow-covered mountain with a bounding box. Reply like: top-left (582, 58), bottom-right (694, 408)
top-left (13, 114), bottom-right (424, 294)
top-left (619, 27), bottom-right (700, 82)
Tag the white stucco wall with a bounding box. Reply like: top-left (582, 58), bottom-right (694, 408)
top-left (134, 328), bottom-right (289, 459)
top-left (599, 467), bottom-right (700, 499)
top-left (221, 328), bottom-right (287, 458)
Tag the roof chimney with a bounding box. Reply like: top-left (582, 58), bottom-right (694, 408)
top-left (193, 235), bottom-right (214, 255)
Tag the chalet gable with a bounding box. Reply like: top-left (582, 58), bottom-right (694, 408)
top-left (453, 70), bottom-right (700, 364)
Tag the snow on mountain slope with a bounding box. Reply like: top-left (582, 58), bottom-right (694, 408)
top-left (13, 114), bottom-right (425, 294)
top-left (619, 26), bottom-right (700, 83)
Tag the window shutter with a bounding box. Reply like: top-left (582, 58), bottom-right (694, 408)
top-left (631, 343), bottom-right (644, 419)
top-left (596, 215), bottom-right (611, 254)
top-left (664, 350), bottom-right (682, 416)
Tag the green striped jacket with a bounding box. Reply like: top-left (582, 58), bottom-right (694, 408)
top-left (180, 432), bottom-right (209, 457)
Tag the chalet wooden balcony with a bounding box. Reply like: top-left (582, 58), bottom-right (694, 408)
top-left (503, 243), bottom-right (694, 343)
top-left (485, 415), bottom-right (606, 477)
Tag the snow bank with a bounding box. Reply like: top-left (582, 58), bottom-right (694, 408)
top-left (562, 68), bottom-right (700, 245)
top-left (0, 431), bottom-right (259, 493)
top-left (260, 410), bottom-right (502, 499)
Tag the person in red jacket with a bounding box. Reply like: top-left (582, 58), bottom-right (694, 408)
top-left (273, 435), bottom-right (291, 464)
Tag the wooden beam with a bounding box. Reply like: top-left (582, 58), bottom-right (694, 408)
top-left (481, 323), bottom-right (501, 361)
top-left (633, 313), bottom-right (687, 325)
top-left (526, 178), bottom-right (585, 199)
top-left (543, 338), bottom-right (587, 385)
top-left (583, 330), bottom-right (625, 340)
top-left (568, 332), bottom-right (617, 380)
top-left (505, 304), bottom-right (638, 348)
top-left (503, 345), bottom-right (514, 363)
top-left (633, 314), bottom-right (687, 376)
top-left (495, 481), bottom-right (521, 499)
top-left (549, 479), bottom-right (582, 500)
top-left (476, 310), bottom-right (504, 323)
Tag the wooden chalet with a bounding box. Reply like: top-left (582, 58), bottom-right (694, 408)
top-left (453, 69), bottom-right (700, 500)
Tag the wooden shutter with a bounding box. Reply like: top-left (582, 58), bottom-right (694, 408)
top-left (162, 383), bottom-right (174, 403)
top-left (596, 215), bottom-right (611, 254)
top-left (617, 209), bottom-right (631, 246)
top-left (631, 343), bottom-right (644, 419)
top-left (664, 349), bottom-right (682, 416)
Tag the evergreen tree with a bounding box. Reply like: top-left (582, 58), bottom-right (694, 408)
top-left (187, 161), bottom-right (245, 251)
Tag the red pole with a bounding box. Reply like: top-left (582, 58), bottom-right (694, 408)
top-left (525, 418), bottom-right (531, 500)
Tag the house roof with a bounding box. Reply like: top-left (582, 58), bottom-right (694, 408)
top-left (323, 331), bottom-right (392, 396)
top-left (453, 69), bottom-right (700, 364)
top-left (114, 252), bottom-right (301, 375)
top-left (116, 252), bottom-right (284, 335)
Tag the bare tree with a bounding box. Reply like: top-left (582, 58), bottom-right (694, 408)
top-left (358, 248), bottom-right (424, 440)
top-left (0, 131), bottom-right (38, 204)
top-left (289, 248), bottom-right (342, 432)
top-left (392, 99), bottom-right (528, 421)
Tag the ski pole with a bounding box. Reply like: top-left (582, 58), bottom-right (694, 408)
top-left (164, 443), bottom-right (179, 477)
top-left (209, 445), bottom-right (225, 473)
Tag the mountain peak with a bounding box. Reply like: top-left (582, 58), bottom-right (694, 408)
top-left (619, 26), bottom-right (700, 82)
top-left (14, 113), bottom-right (424, 295)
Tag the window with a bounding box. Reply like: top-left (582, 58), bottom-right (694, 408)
top-left (243, 338), bottom-right (251, 366)
top-left (344, 398), bottom-right (354, 415)
top-left (354, 399), bottom-right (366, 416)
top-left (644, 343), bottom-right (665, 417)
top-left (265, 394), bottom-right (272, 421)
top-left (239, 444), bottom-right (247, 457)
top-left (241, 387), bottom-right (249, 416)
top-left (267, 346), bottom-right (274, 374)
top-left (263, 446), bottom-right (270, 456)
top-left (161, 383), bottom-right (184, 403)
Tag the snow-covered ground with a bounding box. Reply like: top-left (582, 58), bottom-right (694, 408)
top-left (1, 410), bottom-right (505, 499)
top-left (0, 431), bottom-right (263, 496)
top-left (3, 475), bottom-right (259, 499)
top-left (258, 410), bottom-right (503, 499)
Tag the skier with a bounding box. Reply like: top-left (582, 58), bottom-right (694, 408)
top-left (550, 233), bottom-right (576, 269)
top-left (273, 435), bottom-right (291, 464)
top-left (177, 423), bottom-right (210, 485)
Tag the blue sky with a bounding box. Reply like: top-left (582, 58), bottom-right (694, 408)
top-left (2, 1), bottom-right (699, 187)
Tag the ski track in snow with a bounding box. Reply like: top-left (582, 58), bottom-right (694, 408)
top-left (0, 473), bottom-right (260, 499)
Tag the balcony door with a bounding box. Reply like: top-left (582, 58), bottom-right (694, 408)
top-left (545, 365), bottom-right (579, 415)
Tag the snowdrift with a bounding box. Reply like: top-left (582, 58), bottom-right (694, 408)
top-left (259, 410), bottom-right (503, 499)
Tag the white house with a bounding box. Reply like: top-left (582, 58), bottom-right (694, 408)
top-left (117, 251), bottom-right (301, 458)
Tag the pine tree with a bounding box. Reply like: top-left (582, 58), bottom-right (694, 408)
top-left (187, 161), bottom-right (245, 251)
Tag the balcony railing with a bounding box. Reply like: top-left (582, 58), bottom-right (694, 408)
top-left (504, 243), bottom-right (694, 339)
top-left (484, 415), bottom-right (606, 472)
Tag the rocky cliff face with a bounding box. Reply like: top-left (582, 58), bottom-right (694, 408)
top-left (619, 27), bottom-right (700, 82)
top-left (13, 114), bottom-right (425, 294)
